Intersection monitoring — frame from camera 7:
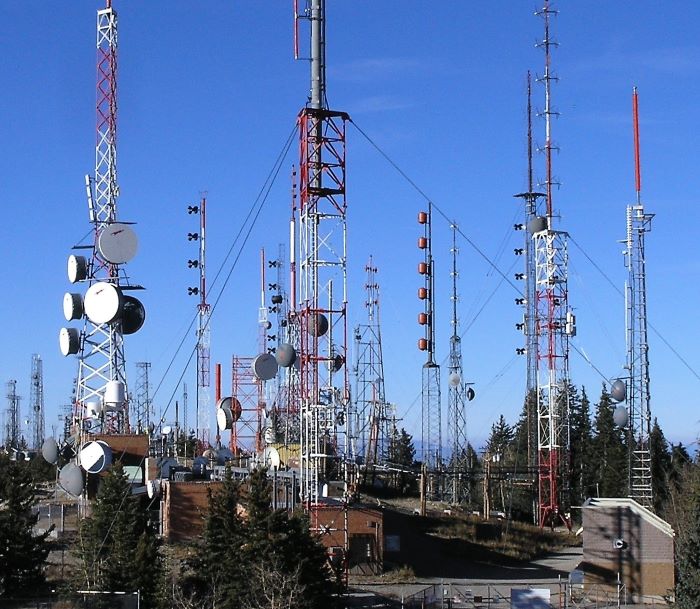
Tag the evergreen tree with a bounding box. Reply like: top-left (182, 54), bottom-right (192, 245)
top-left (74, 462), bottom-right (163, 608)
top-left (0, 454), bottom-right (52, 598)
top-left (674, 462), bottom-right (700, 608)
top-left (388, 427), bottom-right (416, 493)
top-left (649, 418), bottom-right (672, 514)
top-left (591, 384), bottom-right (627, 497)
top-left (569, 385), bottom-right (594, 508)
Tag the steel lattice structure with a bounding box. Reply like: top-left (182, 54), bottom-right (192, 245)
top-left (625, 88), bottom-right (654, 508)
top-left (230, 356), bottom-right (263, 456)
top-left (446, 226), bottom-right (469, 503)
top-left (295, 2), bottom-right (351, 545)
top-left (134, 361), bottom-right (152, 433)
top-left (29, 354), bottom-right (44, 450)
top-left (514, 72), bottom-right (545, 472)
top-left (4, 380), bottom-right (20, 450)
top-left (533, 1), bottom-right (573, 528)
top-left (418, 205), bottom-right (441, 470)
top-left (353, 258), bottom-right (391, 467)
top-left (74, 3), bottom-right (130, 435)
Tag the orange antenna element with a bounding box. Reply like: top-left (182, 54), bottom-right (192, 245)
top-left (633, 87), bottom-right (641, 198)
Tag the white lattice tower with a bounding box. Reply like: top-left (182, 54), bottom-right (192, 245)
top-left (353, 258), bottom-right (389, 467)
top-left (29, 355), bottom-right (45, 450)
top-left (134, 362), bottom-right (152, 433)
top-left (626, 88), bottom-right (653, 508)
top-left (75, 3), bottom-right (129, 435)
top-left (4, 380), bottom-right (20, 449)
top-left (447, 225), bottom-right (469, 503)
top-left (418, 205), bottom-right (442, 470)
top-left (534, 0), bottom-right (573, 528)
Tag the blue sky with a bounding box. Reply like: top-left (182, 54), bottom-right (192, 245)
top-left (2, 1), bottom-right (699, 451)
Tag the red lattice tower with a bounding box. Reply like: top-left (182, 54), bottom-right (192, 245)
top-left (230, 356), bottom-right (263, 456)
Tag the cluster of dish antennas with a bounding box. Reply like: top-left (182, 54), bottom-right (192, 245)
top-left (59, 222), bottom-right (145, 360)
top-left (40, 435), bottom-right (114, 497)
top-left (610, 379), bottom-right (629, 428)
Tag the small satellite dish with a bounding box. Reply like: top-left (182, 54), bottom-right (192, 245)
top-left (63, 293), bottom-right (84, 321)
top-left (611, 379), bottom-right (627, 403)
top-left (103, 380), bottom-right (125, 411)
top-left (147, 479), bottom-right (161, 499)
top-left (263, 446), bottom-right (281, 470)
top-left (97, 223), bottom-right (138, 264)
top-left (84, 282), bottom-right (124, 325)
top-left (448, 372), bottom-right (461, 387)
top-left (275, 343), bottom-right (297, 368)
top-left (58, 462), bottom-right (84, 497)
top-left (121, 296), bottom-right (146, 335)
top-left (41, 437), bottom-right (59, 465)
top-left (67, 255), bottom-right (88, 283)
top-left (264, 427), bottom-right (276, 445)
top-left (527, 216), bottom-right (548, 235)
top-left (202, 448), bottom-right (218, 461)
top-left (79, 440), bottom-right (113, 474)
top-left (161, 425), bottom-right (172, 435)
top-left (86, 400), bottom-right (103, 419)
top-left (59, 327), bottom-right (80, 356)
top-left (308, 313), bottom-right (329, 337)
top-left (252, 353), bottom-right (278, 381)
top-left (613, 405), bottom-right (629, 428)
top-left (332, 354), bottom-right (344, 372)
top-left (217, 406), bottom-right (233, 431)
top-left (466, 387), bottom-right (476, 401)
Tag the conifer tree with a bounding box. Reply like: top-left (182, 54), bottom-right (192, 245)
top-left (74, 462), bottom-right (163, 608)
top-left (649, 418), bottom-right (672, 514)
top-left (569, 385), bottom-right (594, 508)
top-left (674, 462), bottom-right (700, 608)
top-left (591, 384), bottom-right (627, 497)
top-left (0, 454), bottom-right (52, 599)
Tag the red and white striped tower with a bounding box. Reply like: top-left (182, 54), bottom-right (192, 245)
top-left (294, 0), bottom-right (351, 539)
top-left (533, 0), bottom-right (574, 528)
top-left (73, 1), bottom-right (130, 435)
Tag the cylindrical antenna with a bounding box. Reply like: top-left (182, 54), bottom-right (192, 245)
top-left (199, 195), bottom-right (207, 312)
top-left (450, 223), bottom-right (458, 339)
top-left (527, 71), bottom-right (534, 195)
top-left (633, 86), bottom-right (642, 202)
top-left (539, 0), bottom-right (558, 220)
top-left (310, 0), bottom-right (326, 109)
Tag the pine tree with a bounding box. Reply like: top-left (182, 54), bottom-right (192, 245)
top-left (388, 427), bottom-right (416, 493)
top-left (674, 462), bottom-right (700, 608)
top-left (569, 385), bottom-right (594, 508)
top-left (74, 462), bottom-right (163, 608)
top-left (0, 454), bottom-right (52, 599)
top-left (591, 384), bottom-right (627, 497)
top-left (649, 418), bottom-right (672, 514)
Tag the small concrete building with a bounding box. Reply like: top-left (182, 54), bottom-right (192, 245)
top-left (580, 497), bottom-right (674, 599)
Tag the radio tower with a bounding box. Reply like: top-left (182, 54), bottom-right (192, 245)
top-left (446, 225), bottom-right (471, 504)
top-left (187, 196), bottom-right (211, 449)
top-left (29, 355), bottom-right (45, 450)
top-left (294, 0), bottom-right (351, 525)
top-left (514, 72), bottom-right (545, 472)
top-left (4, 381), bottom-right (21, 450)
top-left (533, 1), bottom-right (574, 528)
top-left (134, 362), bottom-right (152, 433)
top-left (418, 205), bottom-right (442, 472)
top-left (69, 1), bottom-right (140, 435)
top-left (353, 258), bottom-right (391, 468)
top-left (625, 88), bottom-right (653, 508)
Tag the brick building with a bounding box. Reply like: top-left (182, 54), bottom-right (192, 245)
top-left (580, 497), bottom-right (674, 599)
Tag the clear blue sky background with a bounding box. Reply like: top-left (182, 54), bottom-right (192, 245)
top-left (2, 1), bottom-right (699, 452)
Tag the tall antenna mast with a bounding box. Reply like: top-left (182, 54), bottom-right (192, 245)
top-left (533, 0), bottom-right (573, 528)
top-left (514, 73), bottom-right (545, 474)
top-left (64, 1), bottom-right (145, 440)
top-left (418, 205), bottom-right (442, 474)
top-left (625, 87), bottom-right (653, 508)
top-left (446, 224), bottom-right (471, 504)
top-left (295, 0), bottom-right (351, 537)
top-left (353, 258), bottom-right (391, 469)
top-left (4, 380), bottom-right (21, 450)
top-left (188, 195), bottom-right (211, 450)
top-left (29, 355), bottom-right (45, 450)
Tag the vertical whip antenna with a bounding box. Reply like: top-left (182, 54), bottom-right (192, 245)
top-left (633, 86), bottom-right (642, 202)
top-left (536, 0), bottom-right (559, 221)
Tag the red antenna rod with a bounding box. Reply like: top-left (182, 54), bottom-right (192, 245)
top-left (633, 86), bottom-right (641, 201)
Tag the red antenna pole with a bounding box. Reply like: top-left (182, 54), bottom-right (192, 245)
top-left (633, 87), bottom-right (641, 201)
